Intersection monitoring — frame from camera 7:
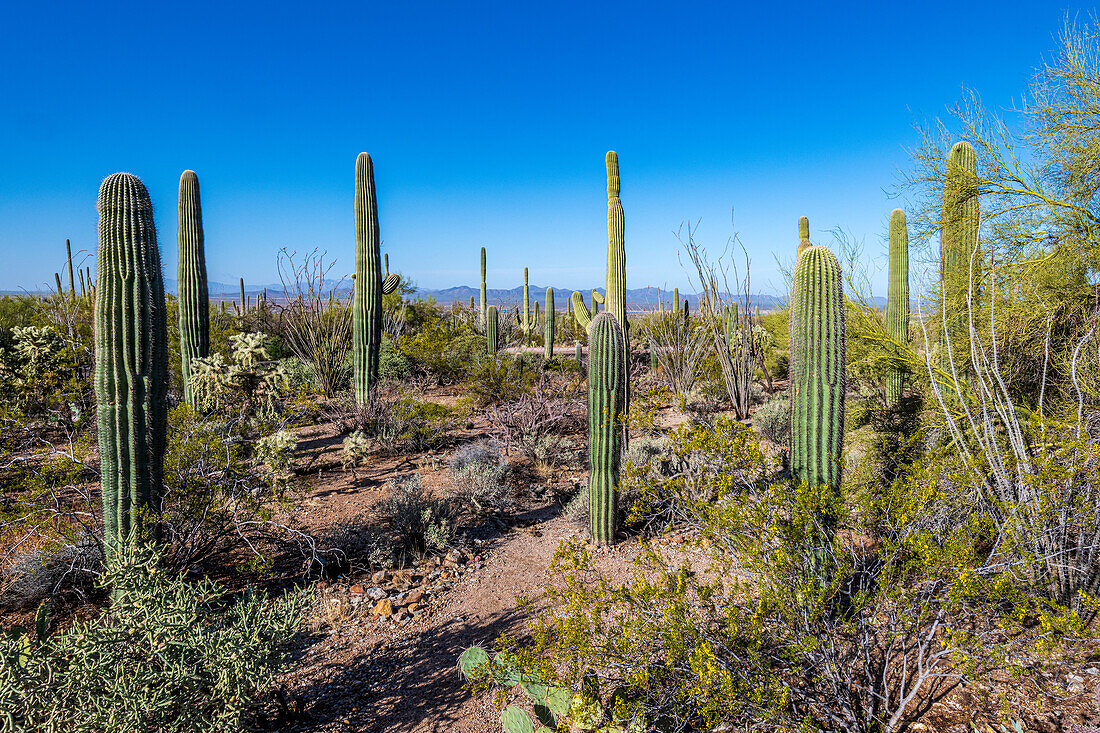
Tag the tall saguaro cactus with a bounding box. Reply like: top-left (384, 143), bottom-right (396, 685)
top-left (353, 152), bottom-right (385, 404)
top-left (486, 305), bottom-right (499, 355)
top-left (522, 267), bottom-right (530, 336)
top-left (65, 239), bottom-right (76, 299)
top-left (886, 209), bottom-right (910, 405)
top-left (790, 245), bottom-right (846, 502)
top-left (544, 287), bottom-right (555, 358)
top-left (480, 246), bottom-right (487, 328)
top-left (95, 173), bottom-right (168, 552)
top-left (587, 312), bottom-right (626, 546)
top-left (940, 141), bottom-right (980, 378)
top-left (177, 170), bottom-right (210, 407)
top-left (673, 287), bottom-right (680, 315)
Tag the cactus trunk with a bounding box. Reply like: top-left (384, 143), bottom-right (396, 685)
top-left (544, 287), bottom-right (555, 358)
top-left (480, 246), bottom-right (487, 329)
top-left (798, 215), bottom-right (811, 257)
top-left (65, 239), bottom-right (75, 299)
top-left (886, 209), bottom-right (910, 405)
top-left (353, 153), bottom-right (385, 404)
top-left (587, 312), bottom-right (626, 546)
top-left (177, 170), bottom-right (210, 407)
top-left (486, 305), bottom-right (499, 355)
top-left (940, 141), bottom-right (980, 379)
top-left (522, 267), bottom-right (530, 337)
top-left (790, 245), bottom-right (846, 506)
top-left (95, 173), bottom-right (168, 552)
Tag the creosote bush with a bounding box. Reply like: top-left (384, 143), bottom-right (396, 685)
top-left (0, 542), bottom-right (311, 733)
top-left (379, 474), bottom-right (459, 559)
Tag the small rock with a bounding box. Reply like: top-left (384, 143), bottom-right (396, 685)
top-left (1084, 667), bottom-right (1098, 676)
top-left (405, 589), bottom-right (425, 606)
top-left (372, 570), bottom-right (387, 584)
top-left (372, 599), bottom-right (394, 617)
top-left (349, 584), bottom-right (366, 595)
top-left (407, 603), bottom-right (419, 613)
top-left (367, 587), bottom-right (386, 601)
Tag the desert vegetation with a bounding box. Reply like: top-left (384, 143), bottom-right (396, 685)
top-left (2, 17), bottom-right (1100, 733)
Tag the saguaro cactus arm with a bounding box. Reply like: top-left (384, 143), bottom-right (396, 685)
top-left (572, 291), bottom-right (593, 329)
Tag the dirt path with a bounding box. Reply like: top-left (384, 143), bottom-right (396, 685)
top-left (284, 506), bottom-right (584, 733)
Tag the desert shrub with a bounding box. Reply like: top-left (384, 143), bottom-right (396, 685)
top-left (315, 516), bottom-right (395, 573)
top-left (447, 442), bottom-right (514, 515)
top-left (0, 533), bottom-right (100, 609)
top-left (465, 354), bottom-right (539, 407)
top-left (754, 395), bottom-right (790, 445)
top-left (371, 398), bottom-right (457, 454)
top-left (379, 334), bottom-right (413, 380)
top-left (488, 383), bottom-right (582, 468)
top-left (398, 313), bottom-right (483, 384)
top-left (379, 474), bottom-right (459, 559)
top-left (0, 541), bottom-right (311, 733)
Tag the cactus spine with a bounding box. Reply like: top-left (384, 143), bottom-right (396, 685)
top-left (941, 141), bottom-right (980, 378)
top-left (65, 239), bottom-right (75, 299)
top-left (480, 246), bottom-right (487, 328)
top-left (544, 287), bottom-right (555, 358)
top-left (790, 245), bottom-right (846, 502)
top-left (486, 305), bottom-right (499, 355)
top-left (353, 153), bottom-right (386, 404)
top-left (587, 312), bottom-right (626, 546)
top-left (95, 173), bottom-right (168, 552)
top-left (177, 171), bottom-right (210, 407)
top-left (886, 209), bottom-right (910, 405)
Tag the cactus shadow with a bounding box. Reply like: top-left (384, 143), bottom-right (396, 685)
top-left (291, 609), bottom-right (525, 732)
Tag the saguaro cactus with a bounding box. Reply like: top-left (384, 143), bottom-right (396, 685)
top-left (673, 287), bottom-right (680, 315)
top-left (95, 173), bottom-right (168, 552)
top-left (790, 245), bottom-right (846, 501)
top-left (480, 246), bottom-right (487, 328)
top-left (353, 152), bottom-right (386, 404)
top-left (544, 287), bottom-right (555, 358)
top-left (941, 141), bottom-right (980, 377)
top-left (65, 239), bottom-right (75, 299)
top-left (587, 312), bottom-right (626, 546)
top-left (886, 209), bottom-right (910, 405)
top-left (177, 170), bottom-right (210, 407)
top-left (798, 216), bottom-right (811, 257)
top-left (486, 305), bottom-right (499, 355)
top-left (522, 267), bottom-right (530, 336)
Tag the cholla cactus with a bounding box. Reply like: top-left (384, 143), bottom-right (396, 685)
top-left (254, 430), bottom-right (298, 476)
top-left (341, 430), bottom-right (372, 475)
top-left (188, 333), bottom-right (287, 417)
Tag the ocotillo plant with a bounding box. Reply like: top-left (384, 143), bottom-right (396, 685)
top-left (177, 170), bottom-right (209, 407)
top-left (941, 140), bottom-right (980, 378)
top-left (544, 287), bottom-right (555, 358)
top-left (353, 152), bottom-right (386, 404)
top-left (486, 305), bottom-right (499, 355)
top-left (886, 208), bottom-right (910, 406)
top-left (65, 239), bottom-right (75, 299)
top-left (798, 215), bottom-right (811, 257)
top-left (588, 312), bottom-right (626, 546)
top-left (95, 173), bottom-right (168, 552)
top-left (480, 246), bottom-right (487, 328)
top-left (790, 245), bottom-right (846, 510)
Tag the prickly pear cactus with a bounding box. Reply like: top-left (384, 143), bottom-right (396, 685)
top-left (95, 173), bottom-right (168, 552)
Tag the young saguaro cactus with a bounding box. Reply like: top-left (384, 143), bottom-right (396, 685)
top-left (65, 239), bottom-right (76, 299)
top-left (177, 170), bottom-right (210, 407)
top-left (486, 305), bottom-right (499, 355)
top-left (941, 141), bottom-right (980, 377)
top-left (673, 286), bottom-right (680, 315)
top-left (588, 312), bottom-right (626, 546)
top-left (790, 245), bottom-right (846, 502)
top-left (95, 173), bottom-right (168, 552)
top-left (522, 267), bottom-right (530, 336)
top-left (544, 287), bottom-right (555, 358)
top-left (886, 208), bottom-right (910, 405)
top-left (353, 152), bottom-right (386, 404)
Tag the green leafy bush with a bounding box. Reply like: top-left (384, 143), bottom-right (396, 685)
top-left (0, 542), bottom-right (311, 733)
top-left (465, 355), bottom-right (539, 407)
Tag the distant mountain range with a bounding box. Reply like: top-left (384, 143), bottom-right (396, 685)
top-left (7, 280), bottom-right (886, 312)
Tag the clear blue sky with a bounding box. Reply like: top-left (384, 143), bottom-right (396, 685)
top-left (0, 1), bottom-right (1090, 296)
